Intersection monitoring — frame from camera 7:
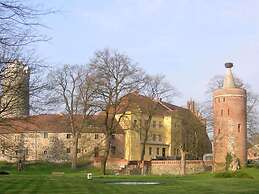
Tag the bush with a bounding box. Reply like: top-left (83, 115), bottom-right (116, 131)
top-left (214, 171), bottom-right (254, 179)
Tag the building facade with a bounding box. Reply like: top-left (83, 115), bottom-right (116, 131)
top-left (0, 93), bottom-right (212, 164)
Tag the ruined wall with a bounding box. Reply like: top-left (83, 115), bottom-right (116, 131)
top-left (151, 160), bottom-right (213, 175)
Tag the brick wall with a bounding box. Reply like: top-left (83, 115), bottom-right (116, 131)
top-left (151, 160), bottom-right (213, 175)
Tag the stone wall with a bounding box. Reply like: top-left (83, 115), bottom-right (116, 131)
top-left (0, 132), bottom-right (125, 163)
top-left (151, 160), bottom-right (213, 175)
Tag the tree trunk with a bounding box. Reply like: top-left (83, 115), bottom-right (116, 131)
top-left (71, 133), bottom-right (79, 169)
top-left (102, 136), bottom-right (111, 175)
top-left (180, 148), bottom-right (186, 176)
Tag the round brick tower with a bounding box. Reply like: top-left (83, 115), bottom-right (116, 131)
top-left (213, 63), bottom-right (247, 171)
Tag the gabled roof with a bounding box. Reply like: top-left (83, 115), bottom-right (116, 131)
top-left (120, 92), bottom-right (185, 115)
top-left (0, 114), bottom-right (124, 134)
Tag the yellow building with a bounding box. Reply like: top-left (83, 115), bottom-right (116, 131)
top-left (120, 92), bottom-right (212, 161)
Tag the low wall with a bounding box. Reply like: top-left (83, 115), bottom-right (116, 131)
top-left (151, 160), bottom-right (213, 175)
top-left (92, 158), bottom-right (128, 170)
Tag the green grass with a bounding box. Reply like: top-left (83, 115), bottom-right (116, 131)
top-left (1, 162), bottom-right (259, 194)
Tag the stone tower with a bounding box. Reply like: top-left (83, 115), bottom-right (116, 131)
top-left (213, 63), bottom-right (247, 171)
top-left (2, 60), bottom-right (30, 117)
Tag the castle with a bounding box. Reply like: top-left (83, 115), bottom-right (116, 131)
top-left (0, 61), bottom-right (248, 174)
top-left (0, 62), bottom-right (211, 169)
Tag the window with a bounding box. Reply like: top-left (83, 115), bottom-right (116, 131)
top-left (158, 135), bottom-right (162, 142)
top-left (159, 121), bottom-right (163, 128)
top-left (43, 132), bottom-right (48, 138)
top-left (152, 134), bottom-right (156, 141)
top-left (223, 97), bottom-right (225, 102)
top-left (218, 98), bottom-right (220, 103)
top-left (111, 146), bottom-right (116, 154)
top-left (1, 150), bottom-right (4, 154)
top-left (94, 147), bottom-right (99, 157)
top-left (228, 109), bottom-right (230, 116)
top-left (66, 134), bottom-right (71, 139)
top-left (221, 109), bottom-right (224, 116)
top-left (43, 150), bottom-right (47, 155)
top-left (95, 134), bottom-right (99, 139)
top-left (15, 150), bottom-right (18, 155)
top-left (149, 147), bottom-right (152, 155)
top-left (218, 129), bottom-right (221, 134)
top-left (156, 148), bottom-right (160, 155)
top-left (111, 134), bottom-right (115, 140)
top-left (238, 124), bottom-right (241, 132)
top-left (153, 121), bottom-right (156, 128)
top-left (66, 148), bottom-right (71, 153)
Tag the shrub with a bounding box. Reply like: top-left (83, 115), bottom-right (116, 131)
top-left (214, 171), bottom-right (254, 179)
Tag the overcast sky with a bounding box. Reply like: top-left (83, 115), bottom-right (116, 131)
top-left (34, 0), bottom-right (259, 106)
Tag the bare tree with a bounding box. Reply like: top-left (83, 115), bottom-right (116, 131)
top-left (203, 75), bottom-right (259, 136)
top-left (47, 64), bottom-right (97, 169)
top-left (90, 48), bottom-right (144, 175)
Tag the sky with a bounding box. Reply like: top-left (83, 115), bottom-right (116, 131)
top-left (33, 0), bottom-right (259, 106)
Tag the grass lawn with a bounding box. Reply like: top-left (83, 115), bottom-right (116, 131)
top-left (0, 162), bottom-right (259, 194)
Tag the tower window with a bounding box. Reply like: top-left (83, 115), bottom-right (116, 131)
top-left (66, 148), bottom-right (70, 153)
top-left (66, 134), bottom-right (71, 139)
top-left (228, 109), bottom-right (230, 116)
top-left (238, 124), bottom-right (241, 132)
top-left (221, 109), bottom-right (224, 116)
top-left (94, 134), bottom-right (99, 139)
top-left (218, 129), bottom-right (221, 134)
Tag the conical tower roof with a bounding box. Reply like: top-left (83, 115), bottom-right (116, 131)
top-left (223, 63), bottom-right (236, 89)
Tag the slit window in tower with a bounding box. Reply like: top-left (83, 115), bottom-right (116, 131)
top-left (228, 109), bottom-right (230, 116)
top-left (238, 124), bottom-right (241, 132)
